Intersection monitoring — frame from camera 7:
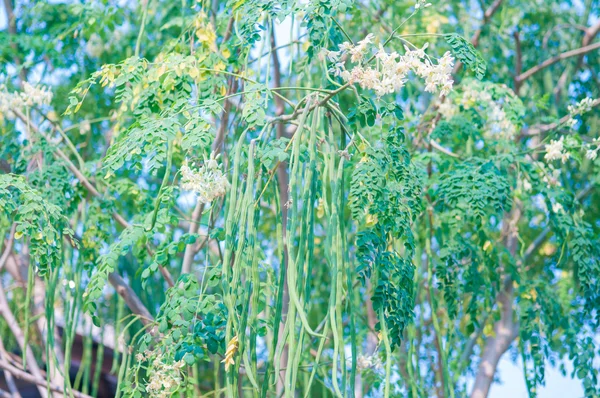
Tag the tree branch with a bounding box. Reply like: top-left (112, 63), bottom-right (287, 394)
top-left (470, 202), bottom-right (522, 398)
top-left (515, 41), bottom-right (600, 83)
top-left (513, 30), bottom-right (523, 93)
top-left (453, 0), bottom-right (503, 75)
top-left (0, 359), bottom-right (92, 398)
top-left (0, 283), bottom-right (48, 397)
top-left (180, 77), bottom-right (235, 275)
top-left (270, 25), bottom-right (291, 396)
top-left (0, 307), bottom-right (21, 398)
top-left (522, 98), bottom-right (600, 136)
top-left (0, 224), bottom-right (16, 272)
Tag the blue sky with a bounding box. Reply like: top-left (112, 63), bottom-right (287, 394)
top-left (490, 358), bottom-right (582, 398)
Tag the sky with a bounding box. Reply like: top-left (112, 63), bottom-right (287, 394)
top-left (0, 4), bottom-right (588, 398)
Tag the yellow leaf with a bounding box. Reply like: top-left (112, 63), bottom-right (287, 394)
top-left (366, 213), bottom-right (378, 227)
top-left (483, 240), bottom-right (492, 252)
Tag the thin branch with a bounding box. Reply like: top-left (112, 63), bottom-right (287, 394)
top-left (0, 224), bottom-right (17, 272)
top-left (556, 19), bottom-right (600, 99)
top-left (108, 273), bottom-right (154, 326)
top-left (0, 338), bottom-right (21, 398)
top-left (180, 78), bottom-right (236, 275)
top-left (429, 140), bottom-right (460, 158)
top-left (453, 0), bottom-right (503, 75)
top-left (471, 0), bottom-right (504, 47)
top-left (515, 41), bottom-right (600, 83)
top-left (522, 98), bottom-right (600, 136)
top-left (0, 359), bottom-right (92, 398)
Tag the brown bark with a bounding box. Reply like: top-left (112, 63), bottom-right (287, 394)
top-left (270, 26), bottom-right (291, 396)
top-left (470, 202), bottom-right (522, 398)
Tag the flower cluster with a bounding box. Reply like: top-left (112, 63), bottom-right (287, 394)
top-left (355, 354), bottom-right (383, 372)
top-left (568, 97), bottom-right (595, 116)
top-left (145, 355), bottom-right (185, 398)
top-left (180, 159), bottom-right (230, 204)
top-left (566, 97), bottom-right (596, 129)
top-left (439, 83), bottom-right (518, 139)
top-left (585, 137), bottom-right (600, 161)
top-left (544, 136), bottom-right (570, 163)
top-left (324, 35), bottom-right (454, 97)
top-left (0, 82), bottom-right (53, 119)
top-left (415, 0), bottom-right (432, 9)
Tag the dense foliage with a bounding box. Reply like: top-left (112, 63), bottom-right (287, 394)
top-left (1, 0), bottom-right (599, 397)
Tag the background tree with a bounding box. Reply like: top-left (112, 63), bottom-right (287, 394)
top-left (0, 0), bottom-right (599, 397)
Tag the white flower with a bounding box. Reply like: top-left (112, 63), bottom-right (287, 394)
top-left (438, 101), bottom-right (457, 119)
top-left (319, 48), bottom-right (340, 62)
top-left (334, 37), bottom-right (453, 98)
top-left (180, 159), bottom-right (230, 204)
top-left (20, 82), bottom-right (53, 107)
top-left (354, 354), bottom-right (383, 371)
top-left (585, 147), bottom-right (598, 161)
top-left (567, 97), bottom-right (595, 116)
top-left (552, 202), bottom-right (564, 214)
top-left (544, 136), bottom-right (569, 163)
top-left (415, 0), bottom-right (432, 9)
top-left (0, 83), bottom-right (52, 118)
top-left (85, 33), bottom-right (105, 58)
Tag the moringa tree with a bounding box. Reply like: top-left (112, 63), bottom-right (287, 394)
top-left (0, 0), bottom-right (599, 397)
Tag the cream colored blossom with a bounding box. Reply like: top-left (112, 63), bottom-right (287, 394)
top-left (180, 159), bottom-right (229, 204)
top-left (329, 36), bottom-right (453, 97)
top-left (0, 83), bottom-right (53, 119)
top-left (415, 0), bottom-right (432, 9)
top-left (568, 97), bottom-right (595, 116)
top-left (552, 202), bottom-right (564, 214)
top-left (85, 33), bottom-right (105, 58)
top-left (146, 354), bottom-right (185, 398)
top-left (544, 136), bottom-right (569, 163)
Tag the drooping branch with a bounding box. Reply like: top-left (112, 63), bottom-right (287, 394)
top-left (180, 78), bottom-right (235, 275)
top-left (11, 108), bottom-right (159, 322)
